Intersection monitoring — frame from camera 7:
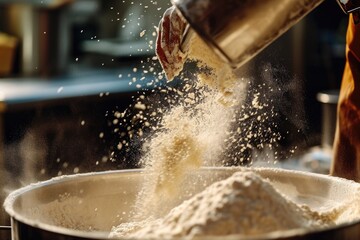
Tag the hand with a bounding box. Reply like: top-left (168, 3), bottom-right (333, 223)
top-left (156, 6), bottom-right (187, 81)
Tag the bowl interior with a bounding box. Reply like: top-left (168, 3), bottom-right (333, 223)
top-left (4, 167), bottom-right (360, 239)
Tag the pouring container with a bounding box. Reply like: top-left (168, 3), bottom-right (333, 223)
top-left (4, 167), bottom-right (360, 240)
top-left (172, 0), bottom-right (325, 68)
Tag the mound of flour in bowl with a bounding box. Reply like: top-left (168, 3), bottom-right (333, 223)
top-left (110, 170), bottom-right (336, 239)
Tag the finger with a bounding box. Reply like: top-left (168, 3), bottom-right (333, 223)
top-left (156, 8), bottom-right (172, 65)
top-left (169, 8), bottom-right (187, 56)
top-left (161, 7), bottom-right (173, 46)
top-left (156, 21), bottom-right (169, 65)
top-left (168, 10), bottom-right (180, 50)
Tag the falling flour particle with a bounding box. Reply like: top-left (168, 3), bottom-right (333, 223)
top-left (140, 30), bottom-right (146, 37)
top-left (134, 102), bottom-right (146, 110)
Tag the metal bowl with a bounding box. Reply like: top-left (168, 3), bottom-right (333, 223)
top-left (4, 167), bottom-right (360, 239)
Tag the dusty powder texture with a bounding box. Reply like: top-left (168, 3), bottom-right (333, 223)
top-left (110, 170), bottom-right (339, 239)
top-left (127, 31), bottom-right (247, 219)
top-left (27, 195), bottom-right (98, 231)
top-left (110, 9), bottom-right (308, 239)
top-left (187, 33), bottom-right (237, 102)
top-left (110, 7), bottom-right (309, 239)
top-left (110, 28), bottom-right (247, 220)
top-left (162, 22), bottom-right (238, 101)
top-left (133, 86), bottom-right (241, 218)
top-left (328, 190), bottom-right (360, 224)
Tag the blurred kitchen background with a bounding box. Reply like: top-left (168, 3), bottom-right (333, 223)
top-left (0, 0), bottom-right (348, 234)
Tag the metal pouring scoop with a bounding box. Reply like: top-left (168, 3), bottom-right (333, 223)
top-left (173, 0), bottom-right (325, 69)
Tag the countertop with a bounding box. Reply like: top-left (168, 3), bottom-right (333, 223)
top-left (0, 68), bottom-right (160, 111)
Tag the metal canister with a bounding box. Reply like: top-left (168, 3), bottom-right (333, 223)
top-left (172, 0), bottom-right (324, 68)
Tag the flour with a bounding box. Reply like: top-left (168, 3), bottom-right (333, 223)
top-left (110, 170), bottom-right (340, 239)
top-left (122, 27), bottom-right (250, 220)
top-left (27, 195), bottom-right (98, 231)
top-left (172, 29), bottom-right (238, 104)
top-left (110, 8), bottom-right (303, 239)
top-left (132, 86), bottom-right (239, 218)
top-left (110, 5), bottom-right (326, 239)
